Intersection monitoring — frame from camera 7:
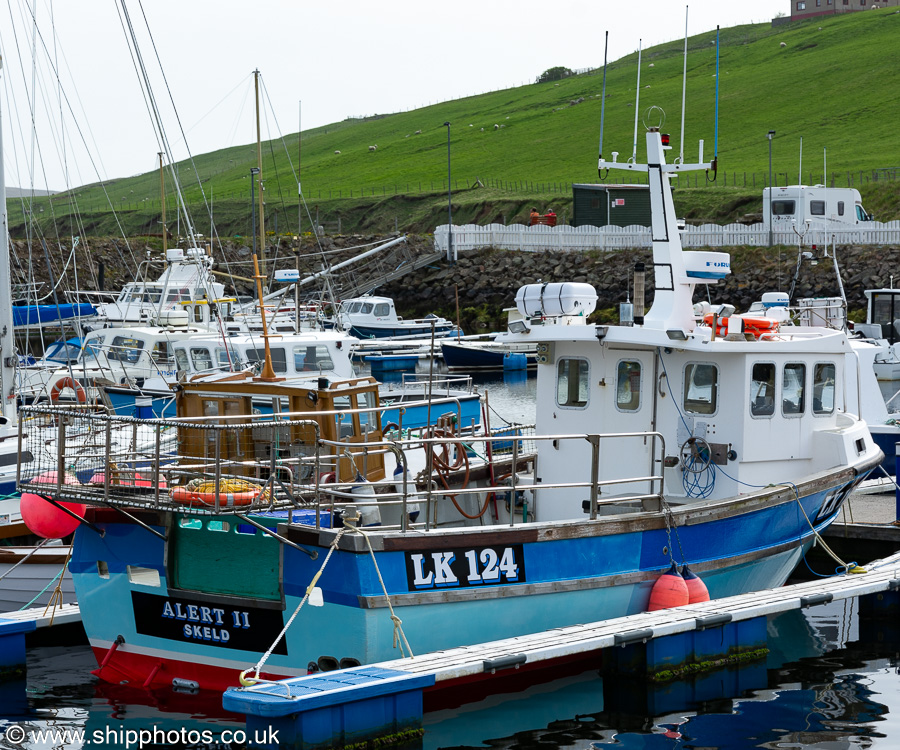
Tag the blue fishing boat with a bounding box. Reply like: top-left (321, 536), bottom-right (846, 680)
top-left (335, 295), bottom-right (460, 340)
top-left (18, 127), bottom-right (882, 694)
top-left (441, 340), bottom-right (536, 371)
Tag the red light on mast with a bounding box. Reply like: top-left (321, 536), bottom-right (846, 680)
top-left (661, 133), bottom-right (671, 146)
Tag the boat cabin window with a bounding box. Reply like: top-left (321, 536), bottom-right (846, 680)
top-left (373, 303), bottom-right (390, 316)
top-left (813, 363), bottom-right (836, 415)
top-left (124, 286), bottom-right (162, 304)
top-left (109, 336), bottom-right (144, 364)
top-left (556, 358), bottom-right (589, 408)
top-left (750, 362), bottom-right (776, 417)
top-left (46, 340), bottom-right (82, 364)
top-left (190, 347), bottom-right (214, 372)
top-left (293, 345), bottom-right (334, 372)
top-left (615, 361), bottom-right (641, 412)
top-left (215, 347), bottom-right (232, 368)
top-left (772, 200), bottom-right (796, 216)
top-left (80, 337), bottom-right (105, 362)
top-left (174, 348), bottom-right (189, 372)
top-left (348, 302), bottom-right (362, 314)
top-left (837, 201), bottom-right (845, 217)
top-left (683, 363), bottom-right (718, 415)
top-left (151, 341), bottom-right (173, 366)
top-left (360, 303), bottom-right (374, 315)
top-left (193, 305), bottom-right (204, 323)
top-left (809, 200), bottom-right (825, 216)
top-left (782, 363), bottom-right (806, 415)
top-left (246, 347), bottom-right (288, 373)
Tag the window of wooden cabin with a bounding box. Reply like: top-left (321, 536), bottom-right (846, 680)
top-left (750, 362), bottom-right (776, 417)
top-left (683, 363), bottom-right (718, 415)
top-left (247, 347), bottom-right (287, 373)
top-left (782, 363), bottom-right (806, 416)
top-left (813, 363), bottom-right (836, 415)
top-left (556, 358), bottom-right (589, 408)
top-left (615, 360), bottom-right (641, 412)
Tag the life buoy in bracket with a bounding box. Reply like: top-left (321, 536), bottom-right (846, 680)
top-left (50, 376), bottom-right (88, 404)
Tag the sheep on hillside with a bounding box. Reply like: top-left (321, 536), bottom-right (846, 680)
top-left (368, 145), bottom-right (377, 151)
top-left (334, 150), bottom-right (341, 155)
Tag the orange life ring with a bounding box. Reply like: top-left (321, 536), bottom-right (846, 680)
top-left (50, 376), bottom-right (87, 403)
top-left (703, 313), bottom-right (779, 339)
top-left (170, 481), bottom-right (260, 508)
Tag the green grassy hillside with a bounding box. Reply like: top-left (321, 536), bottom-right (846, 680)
top-left (9, 10), bottom-right (900, 237)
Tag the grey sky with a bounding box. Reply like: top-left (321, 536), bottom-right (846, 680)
top-left (1, 0), bottom-right (787, 191)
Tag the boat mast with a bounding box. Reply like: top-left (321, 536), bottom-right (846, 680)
top-left (159, 152), bottom-right (167, 254)
top-left (0, 53), bottom-right (18, 424)
top-left (254, 70), bottom-right (266, 290)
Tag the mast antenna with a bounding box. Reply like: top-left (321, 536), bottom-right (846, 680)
top-left (630, 39), bottom-right (642, 163)
top-left (679, 6), bottom-right (688, 164)
top-left (598, 31), bottom-right (609, 179)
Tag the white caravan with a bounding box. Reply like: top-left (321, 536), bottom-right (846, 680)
top-left (763, 185), bottom-right (873, 230)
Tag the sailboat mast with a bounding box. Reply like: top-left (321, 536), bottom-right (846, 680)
top-left (254, 70), bottom-right (266, 287)
top-left (159, 152), bottom-right (167, 254)
top-left (0, 54), bottom-right (18, 423)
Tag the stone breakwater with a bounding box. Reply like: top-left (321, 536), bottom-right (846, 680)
top-left (10, 235), bottom-right (898, 332)
top-left (382, 243), bottom-right (900, 330)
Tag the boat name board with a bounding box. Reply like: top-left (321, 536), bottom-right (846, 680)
top-left (131, 591), bottom-right (287, 654)
top-left (405, 545), bottom-right (526, 591)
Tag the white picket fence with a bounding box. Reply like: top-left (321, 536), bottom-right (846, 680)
top-left (434, 221), bottom-right (900, 254)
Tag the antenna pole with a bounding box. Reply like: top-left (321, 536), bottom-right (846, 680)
top-left (799, 136), bottom-right (803, 185)
top-left (598, 30), bottom-right (609, 174)
top-left (713, 26), bottom-right (720, 161)
top-left (631, 40), bottom-right (642, 163)
top-left (297, 101), bottom-right (303, 235)
top-left (679, 6), bottom-right (688, 164)
top-left (254, 69), bottom-right (266, 287)
top-left (159, 152), bottom-right (166, 253)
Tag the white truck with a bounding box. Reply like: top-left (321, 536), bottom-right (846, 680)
top-left (762, 185), bottom-right (874, 229)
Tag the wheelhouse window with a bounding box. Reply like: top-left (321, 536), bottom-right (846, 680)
top-left (772, 200), bottom-right (795, 216)
top-left (247, 347), bottom-right (288, 373)
top-left (80, 338), bottom-right (105, 362)
top-left (750, 362), bottom-right (775, 416)
top-left (615, 361), bottom-right (641, 412)
top-left (683, 363), bottom-right (718, 415)
top-left (813, 363), bottom-right (836, 414)
top-left (782, 363), bottom-right (806, 415)
top-left (556, 358), bottom-right (589, 408)
top-left (293, 345), bottom-right (334, 372)
top-left (109, 336), bottom-right (144, 363)
top-left (360, 303), bottom-right (374, 315)
top-left (151, 341), bottom-right (172, 365)
top-left (810, 200), bottom-right (825, 216)
top-left (193, 304), bottom-right (204, 323)
top-left (373, 303), bottom-right (390, 316)
top-left (190, 347), bottom-right (214, 372)
top-left (174, 348), bottom-right (189, 372)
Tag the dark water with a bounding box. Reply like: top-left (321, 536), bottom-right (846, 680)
top-left (2, 600), bottom-right (897, 749)
top-left (1, 369), bottom-right (897, 749)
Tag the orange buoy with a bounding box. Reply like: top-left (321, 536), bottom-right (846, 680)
top-left (681, 564), bottom-right (710, 603)
top-left (648, 562), bottom-right (689, 611)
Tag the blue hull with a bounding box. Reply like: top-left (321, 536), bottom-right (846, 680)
top-left (69, 474), bottom-right (862, 691)
top-left (442, 342), bottom-right (536, 371)
top-left (350, 323), bottom-right (458, 340)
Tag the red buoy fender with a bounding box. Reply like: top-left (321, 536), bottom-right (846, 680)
top-left (681, 564), bottom-right (710, 603)
top-left (648, 561), bottom-right (689, 611)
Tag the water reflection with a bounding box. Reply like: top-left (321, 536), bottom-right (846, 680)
top-left (426, 601), bottom-right (900, 750)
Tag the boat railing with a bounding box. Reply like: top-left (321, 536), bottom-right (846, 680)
top-left (395, 372), bottom-right (475, 395)
top-left (16, 407), bottom-right (664, 535)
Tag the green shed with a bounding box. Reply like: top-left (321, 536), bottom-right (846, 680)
top-left (572, 184), bottom-right (651, 227)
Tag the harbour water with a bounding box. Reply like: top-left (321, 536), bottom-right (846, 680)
top-left (1, 366), bottom-right (898, 749)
